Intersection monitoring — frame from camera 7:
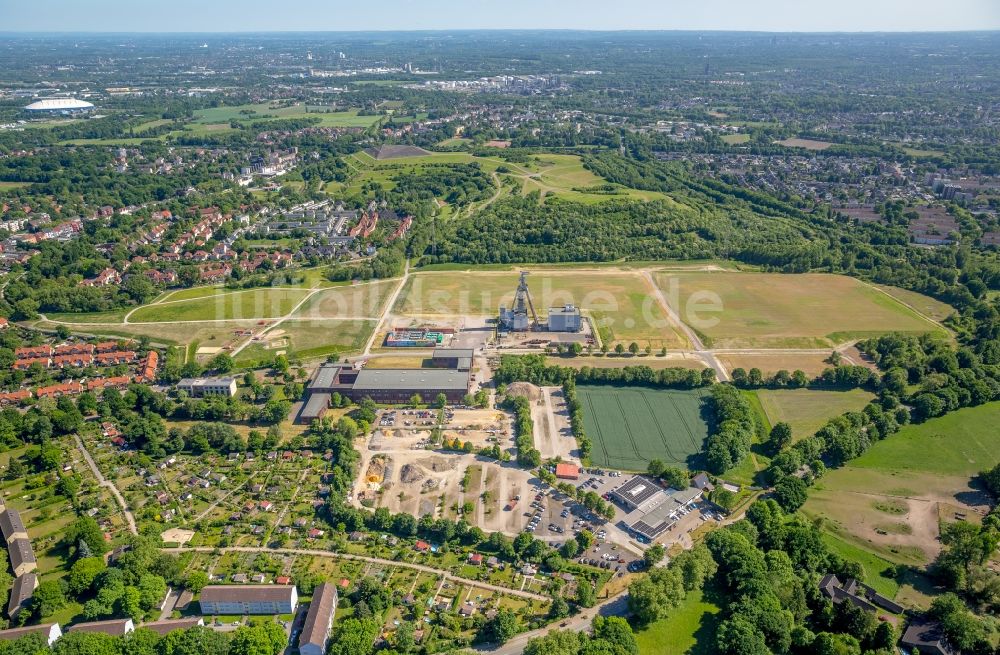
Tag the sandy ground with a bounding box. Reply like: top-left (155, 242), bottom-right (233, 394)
top-left (161, 527), bottom-right (195, 545)
top-left (532, 387), bottom-right (578, 462)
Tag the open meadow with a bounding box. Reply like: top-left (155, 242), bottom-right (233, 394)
top-left (803, 402), bottom-right (1000, 571)
top-left (756, 388), bottom-right (875, 442)
top-left (234, 318), bottom-right (375, 363)
top-left (635, 585), bottom-right (724, 655)
top-left (290, 280), bottom-right (396, 319)
top-left (577, 386), bottom-right (711, 471)
top-left (330, 150), bottom-right (670, 206)
top-left (657, 272), bottom-right (946, 348)
top-left (191, 103), bottom-right (380, 128)
top-left (129, 288), bottom-right (310, 322)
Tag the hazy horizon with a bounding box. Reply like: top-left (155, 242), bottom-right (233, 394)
top-left (6, 0), bottom-right (1000, 33)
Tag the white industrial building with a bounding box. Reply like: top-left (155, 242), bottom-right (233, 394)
top-left (23, 98), bottom-right (95, 114)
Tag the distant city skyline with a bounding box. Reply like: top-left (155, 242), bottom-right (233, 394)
top-left (5, 0), bottom-right (1000, 33)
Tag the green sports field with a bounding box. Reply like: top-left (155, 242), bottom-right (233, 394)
top-left (578, 385), bottom-right (710, 470)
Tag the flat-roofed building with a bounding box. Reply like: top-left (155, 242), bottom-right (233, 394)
top-left (0, 622), bottom-right (62, 645)
top-left (139, 617), bottom-right (204, 636)
top-left (298, 582), bottom-right (338, 655)
top-left (297, 392), bottom-right (331, 424)
top-left (430, 348), bottom-right (474, 371)
top-left (0, 508), bottom-right (29, 543)
top-left (7, 572), bottom-right (37, 619)
top-left (609, 476), bottom-right (703, 540)
top-left (609, 476), bottom-right (666, 513)
top-left (68, 618), bottom-right (134, 636)
top-left (176, 377), bottom-right (238, 398)
top-left (555, 463), bottom-right (580, 480)
top-left (9, 537), bottom-right (37, 576)
top-left (199, 585), bottom-right (298, 615)
top-left (626, 487), bottom-right (702, 540)
top-left (306, 359), bottom-right (471, 405)
top-left (547, 304), bottom-right (582, 332)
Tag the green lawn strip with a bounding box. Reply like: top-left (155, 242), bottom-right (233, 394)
top-left (635, 583), bottom-right (725, 655)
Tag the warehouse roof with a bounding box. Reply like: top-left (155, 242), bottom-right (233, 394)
top-left (301, 393), bottom-right (331, 420)
top-left (610, 476), bottom-right (666, 509)
top-left (627, 488), bottom-right (702, 538)
top-left (352, 368), bottom-right (470, 391)
top-left (310, 364), bottom-right (344, 390)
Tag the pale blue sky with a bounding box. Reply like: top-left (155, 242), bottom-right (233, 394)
top-left (4, 0), bottom-right (999, 32)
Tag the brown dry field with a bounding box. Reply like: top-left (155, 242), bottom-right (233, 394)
top-left (545, 355), bottom-right (708, 370)
top-left (717, 352), bottom-right (833, 377)
top-left (775, 137), bottom-right (833, 150)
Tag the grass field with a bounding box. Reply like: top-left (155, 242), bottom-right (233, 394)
top-left (35, 318), bottom-right (260, 348)
top-left (803, 402), bottom-right (1000, 568)
top-left (775, 137), bottom-right (833, 150)
top-left (291, 281), bottom-right (396, 319)
top-left (657, 272), bottom-right (946, 348)
top-left (716, 352), bottom-right (836, 378)
top-left (331, 150), bottom-right (669, 205)
top-left (241, 319), bottom-right (376, 362)
top-left (0, 181), bottom-right (30, 190)
top-left (546, 355), bottom-right (707, 370)
top-left (395, 269), bottom-right (686, 349)
top-left (44, 308), bottom-right (130, 324)
top-left (850, 403), bottom-right (1000, 478)
top-left (756, 388), bottom-right (875, 442)
top-left (720, 133), bottom-right (750, 145)
top-left (513, 154), bottom-right (670, 204)
top-left (875, 285), bottom-right (956, 323)
top-left (578, 386), bottom-right (710, 470)
top-left (635, 585), bottom-right (724, 655)
top-left (191, 103), bottom-right (380, 128)
top-left (129, 288), bottom-right (310, 322)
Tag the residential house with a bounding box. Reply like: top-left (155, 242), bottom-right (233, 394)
top-left (68, 618), bottom-right (135, 636)
top-left (7, 572), bottom-right (37, 619)
top-left (198, 585), bottom-right (298, 615)
top-left (10, 537), bottom-right (38, 576)
top-left (0, 509), bottom-right (29, 543)
top-left (0, 623), bottom-right (63, 646)
top-left (819, 574), bottom-right (905, 615)
top-left (298, 582), bottom-right (338, 655)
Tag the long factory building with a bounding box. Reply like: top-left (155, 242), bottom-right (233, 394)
top-left (300, 348), bottom-right (473, 421)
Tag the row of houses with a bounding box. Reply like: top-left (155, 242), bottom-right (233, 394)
top-left (14, 341), bottom-right (127, 359)
top-left (1, 507), bottom-right (38, 620)
top-left (0, 583), bottom-right (336, 654)
top-left (0, 617), bottom-right (205, 646)
top-left (0, 351), bottom-right (158, 405)
top-left (12, 350), bottom-right (140, 371)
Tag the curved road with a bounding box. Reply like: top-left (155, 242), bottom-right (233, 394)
top-left (479, 591), bottom-right (631, 655)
